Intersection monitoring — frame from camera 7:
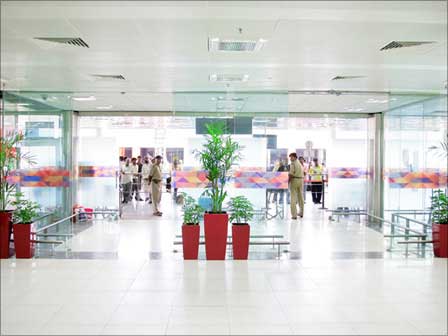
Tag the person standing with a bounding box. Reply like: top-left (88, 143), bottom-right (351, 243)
top-left (288, 153), bottom-right (304, 219)
top-left (298, 156), bottom-right (308, 203)
top-left (121, 158), bottom-right (133, 204)
top-left (149, 155), bottom-right (163, 216)
top-left (309, 158), bottom-right (323, 204)
top-left (141, 158), bottom-right (151, 202)
top-left (130, 158), bottom-right (143, 201)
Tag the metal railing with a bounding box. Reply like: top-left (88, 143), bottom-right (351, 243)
top-left (326, 209), bottom-right (431, 257)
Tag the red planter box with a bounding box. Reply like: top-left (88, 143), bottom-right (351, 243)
top-left (182, 225), bottom-right (200, 260)
top-left (204, 213), bottom-right (228, 260)
top-left (13, 223), bottom-right (35, 259)
top-left (232, 224), bottom-right (250, 260)
top-left (0, 211), bottom-right (13, 259)
top-left (432, 223), bottom-right (448, 258)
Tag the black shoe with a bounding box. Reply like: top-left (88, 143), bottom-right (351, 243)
top-left (145, 197), bottom-right (149, 201)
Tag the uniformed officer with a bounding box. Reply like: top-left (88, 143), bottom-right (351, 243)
top-left (149, 155), bottom-right (163, 216)
top-left (288, 152), bottom-right (304, 219)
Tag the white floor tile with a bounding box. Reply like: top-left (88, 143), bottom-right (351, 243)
top-left (169, 306), bottom-right (228, 324)
top-left (40, 323), bottom-right (105, 335)
top-left (350, 322), bottom-right (421, 335)
top-left (166, 323), bottom-right (230, 335)
top-left (230, 323), bottom-right (293, 335)
top-left (289, 322), bottom-right (356, 335)
top-left (48, 304), bottom-right (117, 325)
top-left (108, 304), bottom-right (171, 325)
top-left (101, 324), bottom-right (167, 335)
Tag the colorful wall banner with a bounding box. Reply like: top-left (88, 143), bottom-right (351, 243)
top-left (234, 171), bottom-right (289, 189)
top-left (172, 170), bottom-right (288, 189)
top-left (7, 167), bottom-right (70, 187)
top-left (386, 169), bottom-right (447, 189)
top-left (79, 166), bottom-right (117, 177)
top-left (330, 167), bottom-right (369, 179)
top-left (172, 171), bottom-right (209, 188)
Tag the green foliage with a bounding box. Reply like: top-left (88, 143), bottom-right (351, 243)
top-left (181, 193), bottom-right (204, 225)
top-left (0, 131), bottom-right (36, 211)
top-left (12, 194), bottom-right (40, 224)
top-left (431, 189), bottom-right (448, 224)
top-left (227, 196), bottom-right (254, 224)
top-left (195, 122), bottom-right (242, 213)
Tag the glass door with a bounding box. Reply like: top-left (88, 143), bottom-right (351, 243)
top-left (77, 135), bottom-right (119, 213)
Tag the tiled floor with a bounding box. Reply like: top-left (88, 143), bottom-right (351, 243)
top-left (1, 258), bottom-right (447, 335)
top-left (1, 195), bottom-right (446, 335)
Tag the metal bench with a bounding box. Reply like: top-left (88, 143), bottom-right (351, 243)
top-left (173, 239), bottom-right (290, 258)
top-left (175, 234), bottom-right (284, 249)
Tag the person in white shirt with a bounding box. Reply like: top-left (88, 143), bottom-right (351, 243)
top-left (141, 157), bottom-right (152, 203)
top-left (130, 157), bottom-right (142, 201)
top-left (121, 158), bottom-right (133, 204)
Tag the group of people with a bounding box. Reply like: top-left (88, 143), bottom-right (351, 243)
top-left (287, 153), bottom-right (326, 220)
top-left (119, 155), bottom-right (164, 216)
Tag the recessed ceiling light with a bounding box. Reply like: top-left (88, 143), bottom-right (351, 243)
top-left (208, 37), bottom-right (267, 52)
top-left (72, 96), bottom-right (96, 101)
top-left (345, 107), bottom-right (364, 112)
top-left (96, 105), bottom-right (113, 110)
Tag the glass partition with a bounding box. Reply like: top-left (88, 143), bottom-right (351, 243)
top-left (1, 91), bottom-right (73, 218)
top-left (384, 95), bottom-right (447, 213)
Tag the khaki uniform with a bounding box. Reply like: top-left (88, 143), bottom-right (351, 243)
top-left (289, 160), bottom-right (304, 218)
top-left (149, 164), bottom-right (163, 213)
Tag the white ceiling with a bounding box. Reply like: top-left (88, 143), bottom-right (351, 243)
top-left (1, 1), bottom-right (447, 113)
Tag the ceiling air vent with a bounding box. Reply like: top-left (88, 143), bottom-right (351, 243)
top-left (208, 38), bottom-right (266, 52)
top-left (91, 74), bottom-right (126, 80)
top-left (331, 75), bottom-right (366, 81)
top-left (380, 41), bottom-right (435, 51)
top-left (210, 74), bottom-right (249, 83)
top-left (34, 37), bottom-right (89, 48)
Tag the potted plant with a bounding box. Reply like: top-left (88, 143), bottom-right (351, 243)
top-left (181, 194), bottom-right (204, 260)
top-left (195, 122), bottom-right (241, 260)
top-left (228, 196), bottom-right (254, 260)
top-left (431, 189), bottom-right (448, 258)
top-left (0, 131), bottom-right (34, 258)
top-left (11, 194), bottom-right (40, 258)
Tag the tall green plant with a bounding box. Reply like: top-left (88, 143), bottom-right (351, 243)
top-left (227, 196), bottom-right (254, 224)
top-left (431, 189), bottom-right (448, 224)
top-left (0, 131), bottom-right (35, 211)
top-left (195, 122), bottom-right (241, 213)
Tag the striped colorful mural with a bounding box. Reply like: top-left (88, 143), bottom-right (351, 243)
top-left (79, 166), bottom-right (117, 177)
top-left (234, 171), bottom-right (288, 189)
top-left (386, 169), bottom-right (447, 189)
top-left (7, 167), bottom-right (70, 187)
top-left (330, 167), bottom-right (369, 179)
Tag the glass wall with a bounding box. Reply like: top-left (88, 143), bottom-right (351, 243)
top-left (79, 115), bottom-right (373, 214)
top-left (1, 92), bottom-right (73, 219)
top-left (384, 95), bottom-right (447, 212)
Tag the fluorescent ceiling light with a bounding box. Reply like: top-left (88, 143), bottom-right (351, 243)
top-left (96, 105), bottom-right (113, 110)
top-left (366, 98), bottom-right (389, 104)
top-left (209, 74), bottom-right (249, 82)
top-left (72, 96), bottom-right (96, 101)
top-left (345, 107), bottom-right (364, 112)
